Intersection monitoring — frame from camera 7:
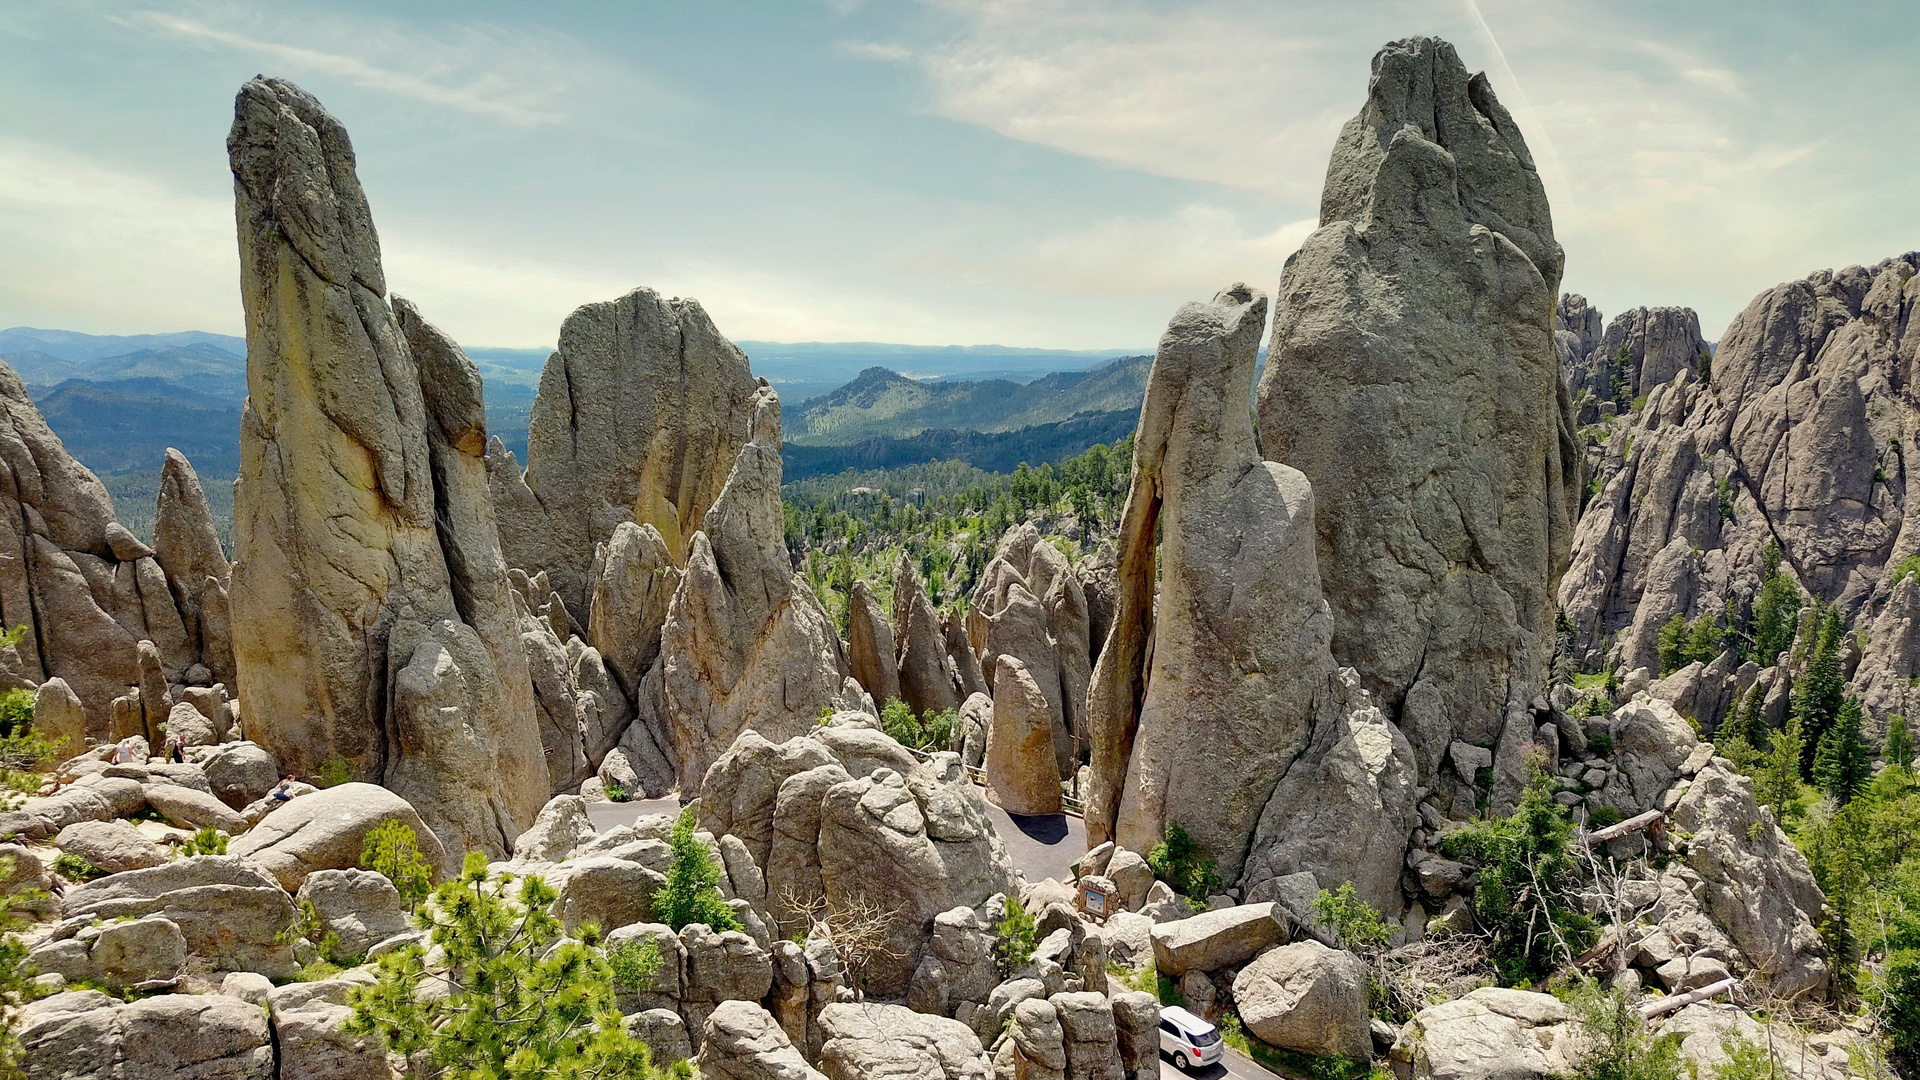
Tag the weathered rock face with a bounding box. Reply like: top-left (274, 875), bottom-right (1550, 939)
top-left (0, 359), bottom-right (195, 734)
top-left (986, 654), bottom-right (1063, 816)
top-left (845, 579), bottom-right (900, 708)
top-left (22, 990), bottom-right (275, 1080)
top-left (153, 448), bottom-right (234, 687)
top-left (650, 384), bottom-right (867, 791)
top-left (226, 77), bottom-right (547, 856)
top-left (894, 552), bottom-right (960, 718)
top-left (1561, 302), bottom-right (1709, 419)
top-left (489, 286), bottom-right (760, 624)
top-left (1389, 987), bottom-right (1575, 1080)
top-left (1255, 37), bottom-right (1580, 782)
top-left (1088, 283), bottom-right (1355, 886)
top-left (1232, 940), bottom-right (1371, 1061)
top-left (1560, 255), bottom-right (1920, 735)
top-left (696, 1000), bottom-right (829, 1080)
top-left (228, 781), bottom-right (449, 891)
top-left (1240, 670), bottom-right (1417, 917)
top-left (971, 525), bottom-right (1089, 777)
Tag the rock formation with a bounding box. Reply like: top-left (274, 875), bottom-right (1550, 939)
top-left (487, 287), bottom-right (760, 623)
top-left (1561, 301), bottom-right (1710, 422)
top-left (986, 655), bottom-right (1062, 815)
top-left (893, 552), bottom-right (960, 717)
top-left (970, 524), bottom-right (1090, 778)
top-left (152, 449), bottom-right (234, 688)
top-left (1254, 36), bottom-right (1581, 783)
top-left (647, 384), bottom-right (868, 790)
top-left (226, 77), bottom-right (547, 856)
top-left (845, 580), bottom-right (899, 708)
top-left (0, 361), bottom-right (198, 734)
top-left (1086, 283), bottom-right (1415, 899)
top-left (1561, 255), bottom-right (1919, 737)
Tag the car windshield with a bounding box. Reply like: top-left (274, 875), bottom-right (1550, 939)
top-left (1189, 1028), bottom-right (1220, 1046)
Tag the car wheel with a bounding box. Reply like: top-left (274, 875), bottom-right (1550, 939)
top-left (1172, 1052), bottom-right (1189, 1071)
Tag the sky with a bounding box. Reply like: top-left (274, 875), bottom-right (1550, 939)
top-left (0, 0), bottom-right (1913, 351)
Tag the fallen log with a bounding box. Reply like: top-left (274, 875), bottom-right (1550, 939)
top-left (1639, 977), bottom-right (1737, 1019)
top-left (1582, 808), bottom-right (1664, 848)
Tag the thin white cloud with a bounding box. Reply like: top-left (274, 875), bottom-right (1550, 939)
top-left (138, 13), bottom-right (565, 126)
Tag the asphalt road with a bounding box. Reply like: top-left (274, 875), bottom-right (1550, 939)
top-left (585, 791), bottom-right (1276, 1078)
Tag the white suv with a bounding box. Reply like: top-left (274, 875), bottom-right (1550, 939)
top-left (1158, 1005), bottom-right (1223, 1071)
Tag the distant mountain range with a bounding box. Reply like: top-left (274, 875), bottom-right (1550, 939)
top-left (789, 355), bottom-right (1151, 445)
top-left (0, 325), bottom-right (1152, 539)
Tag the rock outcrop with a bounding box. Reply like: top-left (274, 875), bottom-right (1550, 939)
top-left (152, 448), bottom-right (234, 688)
top-left (1561, 302), bottom-right (1710, 420)
top-left (894, 552), bottom-right (961, 718)
top-left (226, 77), bottom-right (548, 855)
top-left (0, 360), bottom-right (197, 735)
top-left (845, 579), bottom-right (899, 708)
top-left (488, 287), bottom-right (760, 624)
top-left (1087, 283), bottom-right (1405, 893)
top-left (1254, 37), bottom-right (1581, 784)
top-left (649, 384), bottom-right (867, 791)
top-left (971, 524), bottom-right (1089, 778)
top-left (1560, 255), bottom-right (1919, 737)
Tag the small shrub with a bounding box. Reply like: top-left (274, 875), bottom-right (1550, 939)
top-left (608, 937), bottom-right (664, 990)
top-left (1881, 948), bottom-right (1920, 1055)
top-left (314, 757), bottom-right (353, 788)
top-left (186, 828), bottom-right (228, 856)
top-left (1562, 979), bottom-right (1683, 1080)
top-left (1587, 806), bottom-right (1624, 830)
top-left (0, 689), bottom-right (31, 740)
top-left (52, 852), bottom-right (103, 881)
top-left (1712, 1035), bottom-right (1781, 1080)
top-left (604, 780), bottom-right (630, 803)
top-left (652, 807), bottom-right (739, 932)
top-left (1588, 732), bottom-right (1615, 758)
top-left (1443, 772), bottom-right (1596, 984)
top-left (360, 820), bottom-right (434, 910)
top-left (993, 899), bottom-right (1036, 976)
top-left (1311, 883), bottom-right (1395, 954)
top-left (1147, 822), bottom-right (1221, 902)
top-left (1897, 555), bottom-right (1920, 587)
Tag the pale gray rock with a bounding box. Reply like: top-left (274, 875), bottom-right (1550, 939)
top-left (956, 691), bottom-right (991, 768)
top-left (987, 654), bottom-right (1063, 815)
top-left (1088, 283), bottom-right (1358, 892)
top-left (696, 999), bottom-right (828, 1080)
top-left (154, 448), bottom-right (236, 686)
top-left (653, 384), bottom-right (867, 791)
top-left (490, 286), bottom-right (759, 624)
top-left (221, 971), bottom-right (274, 1005)
top-left (1561, 255), bottom-right (1920, 732)
top-left (203, 741), bottom-right (279, 809)
top-left (228, 781), bottom-right (449, 890)
top-left (701, 730), bottom-right (838, 871)
top-left (1149, 903), bottom-right (1289, 977)
top-left (816, 758), bottom-right (1020, 998)
top-left (54, 818), bottom-right (167, 874)
top-left (1232, 940), bottom-right (1371, 1060)
top-left (589, 520), bottom-right (682, 702)
top-left (1667, 764), bottom-right (1828, 998)
top-left (550, 856), bottom-right (667, 934)
top-left (21, 990), bottom-right (275, 1080)
top-left (846, 578), bottom-right (901, 709)
top-left (764, 762), bottom-right (853, 933)
top-left (1008, 997), bottom-right (1068, 1079)
top-left (228, 78), bottom-right (548, 858)
top-left (813, 722), bottom-right (918, 780)
top-left (1110, 990), bottom-right (1158, 1080)
top-left (144, 776), bottom-right (247, 826)
top-left (892, 551), bottom-right (961, 719)
top-left (1256, 38), bottom-right (1579, 784)
top-left (626, 1009), bottom-right (694, 1069)
top-left (817, 1001), bottom-right (992, 1080)
top-left (268, 972), bottom-right (392, 1080)
top-left (1242, 670), bottom-right (1416, 917)
top-left (512, 793), bottom-right (598, 863)
top-left (1051, 991), bottom-right (1123, 1080)
top-left (1388, 987), bottom-right (1575, 1080)
top-left (32, 678), bottom-right (86, 766)
top-left (295, 868), bottom-right (410, 959)
top-left (943, 608), bottom-right (989, 701)
top-left (61, 855), bottom-right (299, 979)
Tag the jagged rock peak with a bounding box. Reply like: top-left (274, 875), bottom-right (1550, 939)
top-left (227, 76), bottom-right (546, 856)
top-left (1257, 37), bottom-right (1580, 793)
top-left (490, 287), bottom-right (760, 621)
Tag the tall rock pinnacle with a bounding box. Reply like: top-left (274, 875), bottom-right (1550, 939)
top-left (227, 77), bottom-right (547, 857)
top-left (1255, 38), bottom-right (1582, 794)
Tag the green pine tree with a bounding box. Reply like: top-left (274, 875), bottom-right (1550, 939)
top-left (1888, 714), bottom-right (1915, 772)
top-left (1792, 607), bottom-right (1847, 777)
top-left (1684, 613), bottom-right (1724, 666)
top-left (1656, 613), bottom-right (1690, 675)
top-left (1758, 716), bottom-right (1805, 823)
top-left (1748, 544), bottom-right (1804, 663)
top-left (1814, 698), bottom-right (1873, 805)
top-left (346, 851), bottom-right (690, 1079)
top-left (652, 808), bottom-right (739, 932)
